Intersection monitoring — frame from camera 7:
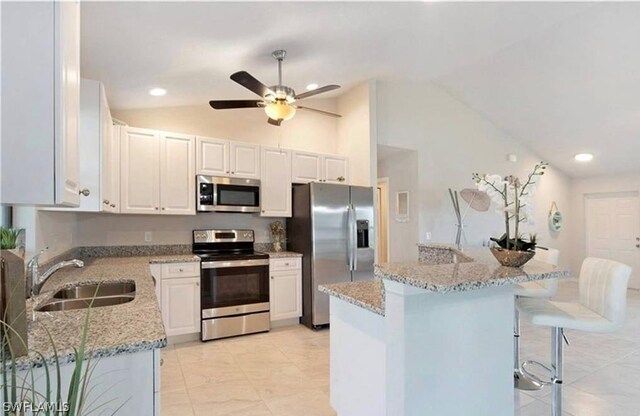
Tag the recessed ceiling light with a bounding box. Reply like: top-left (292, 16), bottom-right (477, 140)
top-left (574, 153), bottom-right (594, 162)
top-left (306, 83), bottom-right (319, 91)
top-left (149, 88), bottom-right (167, 96)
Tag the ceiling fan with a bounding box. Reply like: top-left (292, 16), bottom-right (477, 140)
top-left (209, 50), bottom-right (342, 126)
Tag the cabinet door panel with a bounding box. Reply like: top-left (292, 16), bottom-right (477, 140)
top-left (323, 155), bottom-right (349, 184)
top-left (292, 151), bottom-right (322, 183)
top-left (55, 0), bottom-right (81, 206)
top-left (197, 137), bottom-right (229, 176)
top-left (161, 277), bottom-right (200, 337)
top-left (160, 133), bottom-right (195, 215)
top-left (120, 127), bottom-right (160, 214)
top-left (260, 147), bottom-right (292, 217)
top-left (230, 142), bottom-right (260, 179)
top-left (270, 270), bottom-right (302, 321)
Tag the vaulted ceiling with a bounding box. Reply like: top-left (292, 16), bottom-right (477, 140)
top-left (81, 2), bottom-right (640, 177)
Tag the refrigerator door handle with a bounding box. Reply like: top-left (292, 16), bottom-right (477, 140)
top-left (347, 204), bottom-right (355, 271)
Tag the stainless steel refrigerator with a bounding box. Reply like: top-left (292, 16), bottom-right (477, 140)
top-left (287, 183), bottom-right (375, 328)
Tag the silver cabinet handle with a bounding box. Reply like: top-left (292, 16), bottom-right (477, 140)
top-left (79, 188), bottom-right (90, 196)
top-left (160, 358), bottom-right (164, 366)
top-left (103, 199), bottom-right (110, 205)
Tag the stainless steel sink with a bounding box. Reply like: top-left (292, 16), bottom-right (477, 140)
top-left (36, 295), bottom-right (135, 312)
top-left (53, 281), bottom-right (136, 299)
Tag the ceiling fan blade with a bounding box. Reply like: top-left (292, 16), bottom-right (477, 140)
top-left (295, 85), bottom-right (341, 100)
top-left (267, 118), bottom-right (282, 126)
top-left (230, 71), bottom-right (275, 98)
top-left (209, 100), bottom-right (264, 109)
top-left (295, 106), bottom-right (342, 118)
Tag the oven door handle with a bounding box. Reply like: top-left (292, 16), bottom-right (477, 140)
top-left (202, 259), bottom-right (270, 269)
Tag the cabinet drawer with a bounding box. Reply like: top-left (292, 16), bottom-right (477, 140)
top-left (270, 257), bottom-right (301, 271)
top-left (161, 262), bottom-right (200, 279)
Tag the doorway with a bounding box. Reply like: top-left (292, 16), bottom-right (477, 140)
top-left (585, 192), bottom-right (640, 289)
top-left (376, 177), bottom-right (389, 263)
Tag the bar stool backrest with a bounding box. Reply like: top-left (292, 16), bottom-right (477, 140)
top-left (579, 257), bottom-right (632, 331)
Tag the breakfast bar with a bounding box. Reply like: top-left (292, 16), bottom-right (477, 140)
top-left (320, 245), bottom-right (569, 416)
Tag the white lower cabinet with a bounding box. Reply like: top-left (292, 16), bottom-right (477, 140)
top-left (269, 257), bottom-right (302, 321)
top-left (153, 262), bottom-right (201, 337)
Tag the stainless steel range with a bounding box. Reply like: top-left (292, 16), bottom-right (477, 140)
top-left (193, 229), bottom-right (270, 341)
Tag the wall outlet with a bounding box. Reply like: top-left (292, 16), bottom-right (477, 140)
top-left (144, 232), bottom-right (153, 242)
top-left (424, 232), bottom-right (432, 241)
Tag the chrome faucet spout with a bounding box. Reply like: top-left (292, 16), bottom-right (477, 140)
top-left (30, 259), bottom-right (84, 297)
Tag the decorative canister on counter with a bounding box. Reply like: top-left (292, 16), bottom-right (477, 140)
top-left (270, 221), bottom-right (285, 252)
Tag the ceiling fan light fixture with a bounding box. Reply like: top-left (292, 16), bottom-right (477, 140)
top-left (264, 100), bottom-right (296, 121)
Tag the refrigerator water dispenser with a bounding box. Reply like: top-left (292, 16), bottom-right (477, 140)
top-left (356, 220), bottom-right (370, 248)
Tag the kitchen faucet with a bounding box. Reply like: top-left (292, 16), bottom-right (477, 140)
top-left (27, 248), bottom-right (84, 297)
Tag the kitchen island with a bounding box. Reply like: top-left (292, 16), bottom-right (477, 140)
top-left (320, 245), bottom-right (569, 416)
top-left (5, 253), bottom-right (198, 416)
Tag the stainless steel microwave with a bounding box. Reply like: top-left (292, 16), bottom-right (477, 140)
top-left (197, 176), bottom-right (261, 213)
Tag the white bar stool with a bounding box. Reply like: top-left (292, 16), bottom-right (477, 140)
top-left (513, 248), bottom-right (560, 391)
top-left (517, 257), bottom-right (632, 416)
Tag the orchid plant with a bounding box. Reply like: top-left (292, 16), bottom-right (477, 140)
top-left (472, 162), bottom-right (548, 251)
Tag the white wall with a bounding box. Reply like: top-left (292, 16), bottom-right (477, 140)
top-left (75, 212), bottom-right (278, 246)
top-left (112, 99), bottom-right (340, 154)
top-left (374, 81), bottom-right (573, 269)
top-left (568, 172), bottom-right (640, 273)
top-left (12, 207), bottom-right (78, 262)
top-left (377, 146), bottom-right (420, 262)
top-left (337, 82), bottom-right (375, 186)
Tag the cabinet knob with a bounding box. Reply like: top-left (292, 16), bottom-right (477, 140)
top-left (196, 282), bottom-right (200, 286)
top-left (231, 171), bottom-right (235, 174)
top-left (103, 200), bottom-right (110, 205)
top-left (271, 276), bottom-right (274, 280)
top-left (160, 358), bottom-right (164, 366)
top-left (155, 207), bottom-right (159, 210)
top-left (337, 176), bottom-right (345, 182)
top-left (110, 204), bottom-right (116, 208)
top-left (79, 188), bottom-right (90, 197)
top-left (179, 268), bottom-right (184, 272)
top-left (162, 207), bottom-right (166, 210)
top-left (262, 210), bottom-right (265, 213)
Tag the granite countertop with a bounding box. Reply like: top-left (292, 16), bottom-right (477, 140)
top-left (377, 247), bottom-right (569, 293)
top-left (319, 280), bottom-right (384, 316)
top-left (13, 254), bottom-right (196, 370)
top-left (321, 246), bottom-right (569, 315)
top-left (263, 251), bottom-right (303, 258)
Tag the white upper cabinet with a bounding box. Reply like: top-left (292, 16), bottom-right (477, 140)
top-left (230, 142), bottom-right (261, 179)
top-left (261, 147), bottom-right (292, 217)
top-left (292, 151), bottom-right (323, 183)
top-left (197, 137), bottom-right (260, 179)
top-left (121, 127), bottom-right (195, 216)
top-left (292, 151), bottom-right (349, 184)
top-left (1, 1), bottom-right (81, 206)
top-left (197, 136), bottom-right (229, 176)
top-left (323, 155), bottom-right (349, 184)
top-left (160, 132), bottom-right (195, 215)
top-left (120, 127), bottom-right (161, 214)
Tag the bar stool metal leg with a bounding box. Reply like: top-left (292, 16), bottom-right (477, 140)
top-left (551, 327), bottom-right (564, 416)
top-left (514, 302), bottom-right (543, 390)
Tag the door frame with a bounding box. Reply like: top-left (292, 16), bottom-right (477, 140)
top-left (376, 177), bottom-right (390, 263)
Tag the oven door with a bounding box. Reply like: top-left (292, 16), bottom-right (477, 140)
top-left (200, 259), bottom-right (270, 318)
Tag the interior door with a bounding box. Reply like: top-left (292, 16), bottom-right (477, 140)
top-left (586, 193), bottom-right (640, 289)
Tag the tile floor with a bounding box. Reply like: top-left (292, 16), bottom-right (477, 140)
top-left (161, 281), bottom-right (640, 416)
